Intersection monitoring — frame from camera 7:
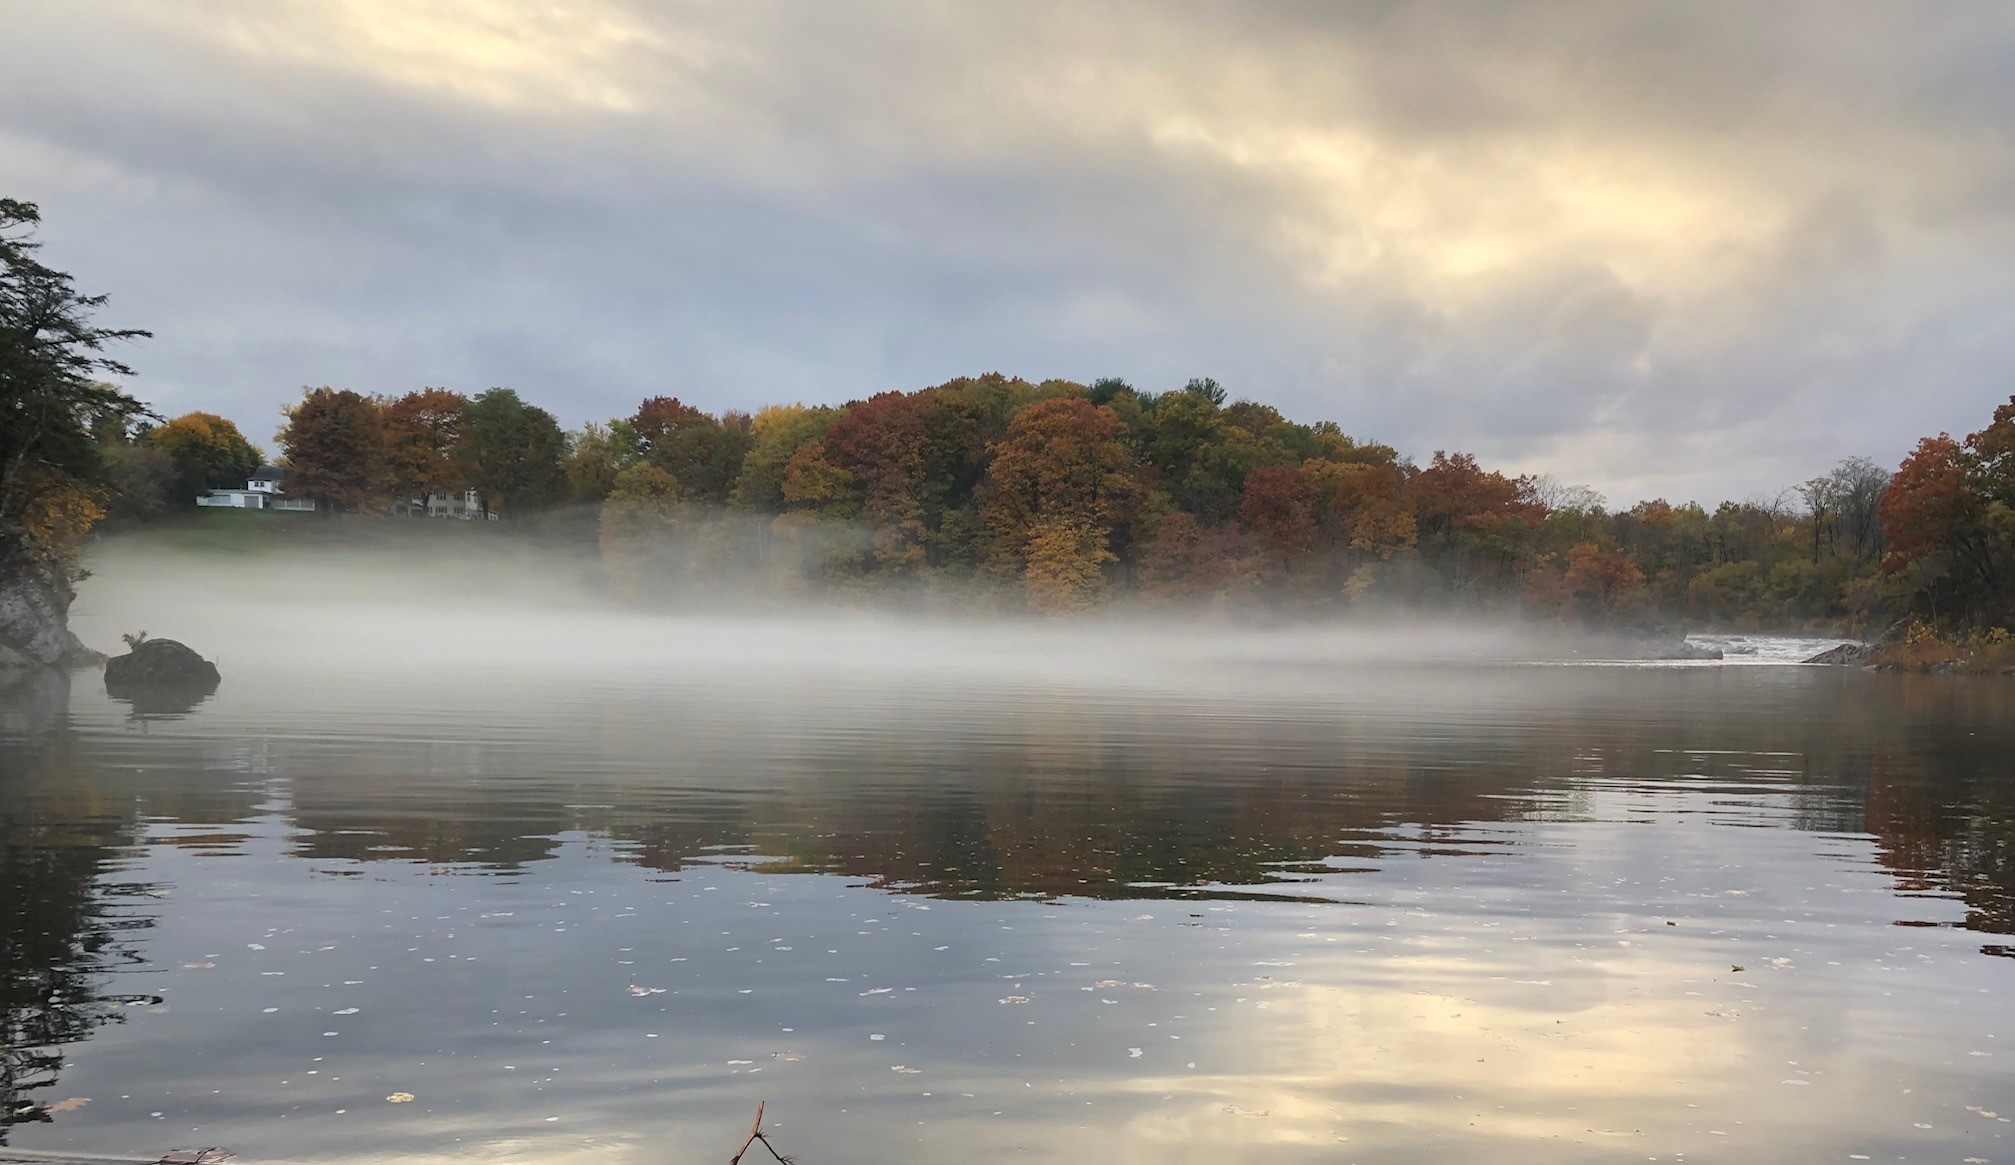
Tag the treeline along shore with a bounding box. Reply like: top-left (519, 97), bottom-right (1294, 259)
top-left (5, 196), bottom-right (2015, 667)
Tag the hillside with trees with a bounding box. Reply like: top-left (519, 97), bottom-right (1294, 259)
top-left (95, 374), bottom-right (2012, 639)
top-left (7, 195), bottom-right (2012, 650)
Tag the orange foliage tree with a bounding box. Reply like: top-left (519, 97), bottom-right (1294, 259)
top-left (1303, 458), bottom-right (1416, 560)
top-left (978, 397), bottom-right (1142, 608)
top-left (381, 388), bottom-right (468, 507)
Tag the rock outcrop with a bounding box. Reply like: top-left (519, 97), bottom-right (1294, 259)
top-left (1805, 642), bottom-right (1872, 666)
top-left (0, 555), bottom-right (100, 668)
top-left (104, 638), bottom-right (221, 688)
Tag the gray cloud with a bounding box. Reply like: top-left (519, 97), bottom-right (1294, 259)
top-left (5, 0), bottom-right (2014, 502)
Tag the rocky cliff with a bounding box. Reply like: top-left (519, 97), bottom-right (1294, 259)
top-left (0, 547), bottom-right (100, 669)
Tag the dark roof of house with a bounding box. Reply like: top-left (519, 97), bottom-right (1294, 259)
top-left (251, 465), bottom-right (284, 482)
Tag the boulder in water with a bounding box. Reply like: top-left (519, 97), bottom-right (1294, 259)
top-left (1804, 643), bottom-right (1872, 666)
top-left (104, 638), bottom-right (221, 688)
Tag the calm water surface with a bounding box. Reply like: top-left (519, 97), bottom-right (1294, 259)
top-left (3, 645), bottom-right (2013, 1164)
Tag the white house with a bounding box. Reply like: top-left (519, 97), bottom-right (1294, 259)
top-left (422, 487), bottom-right (485, 519)
top-left (196, 466), bottom-right (316, 511)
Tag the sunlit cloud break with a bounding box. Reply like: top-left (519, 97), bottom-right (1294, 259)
top-left (5, 0), bottom-right (2013, 503)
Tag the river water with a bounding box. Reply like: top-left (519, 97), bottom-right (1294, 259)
top-left (2, 621), bottom-right (2012, 1165)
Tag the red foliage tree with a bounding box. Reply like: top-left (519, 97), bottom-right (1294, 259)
top-left (1411, 451), bottom-right (1546, 541)
top-left (820, 391), bottom-right (940, 572)
top-left (1239, 463), bottom-right (1316, 568)
top-left (1881, 435), bottom-right (1975, 575)
top-left (382, 387), bottom-right (468, 505)
top-left (276, 387), bottom-right (387, 515)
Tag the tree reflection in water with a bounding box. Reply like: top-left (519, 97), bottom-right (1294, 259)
top-left (254, 670), bottom-right (2015, 945)
top-left (1, 662), bottom-right (2013, 1156)
top-left (0, 671), bottom-right (157, 1144)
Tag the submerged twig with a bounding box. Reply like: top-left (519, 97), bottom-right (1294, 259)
top-left (729, 1101), bottom-right (796, 1165)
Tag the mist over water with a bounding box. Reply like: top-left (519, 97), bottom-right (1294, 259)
top-left (66, 532), bottom-right (1806, 698)
top-left (0, 530), bottom-right (2006, 1164)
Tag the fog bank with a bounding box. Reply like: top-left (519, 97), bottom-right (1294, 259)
top-left (69, 528), bottom-right (1811, 699)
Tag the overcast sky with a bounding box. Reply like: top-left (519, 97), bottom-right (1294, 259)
top-left (6, 0), bottom-right (2013, 504)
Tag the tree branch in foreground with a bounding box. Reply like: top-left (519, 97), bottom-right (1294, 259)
top-left (729, 1101), bottom-right (797, 1165)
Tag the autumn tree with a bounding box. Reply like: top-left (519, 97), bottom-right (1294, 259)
top-left (1138, 512), bottom-right (1266, 604)
top-left (1022, 517), bottom-right (1115, 614)
top-left (1139, 512), bottom-right (1214, 601)
top-left (1136, 389), bottom-right (1312, 525)
top-left (1564, 541), bottom-right (1646, 620)
top-left (779, 439), bottom-right (858, 520)
top-left (1410, 451), bottom-right (1547, 594)
top-left (382, 388), bottom-right (468, 507)
top-left (461, 388), bottom-right (565, 518)
top-left (978, 396), bottom-right (1142, 604)
top-left (630, 396), bottom-right (753, 504)
top-left (1239, 463), bottom-right (1316, 569)
top-left (276, 387), bottom-right (387, 515)
top-left (1880, 401), bottom-right (2015, 625)
top-left (729, 404), bottom-right (839, 511)
top-left (771, 432), bottom-right (871, 588)
top-left (820, 391), bottom-right (938, 574)
top-left (908, 374), bottom-right (1078, 570)
top-left (145, 411), bottom-right (262, 502)
top-left (1303, 458), bottom-right (1416, 560)
top-left (1524, 541), bottom-right (1644, 624)
top-left (1611, 500), bottom-right (1712, 591)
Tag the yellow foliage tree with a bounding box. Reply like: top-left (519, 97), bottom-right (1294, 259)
top-left (1022, 517), bottom-right (1115, 615)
